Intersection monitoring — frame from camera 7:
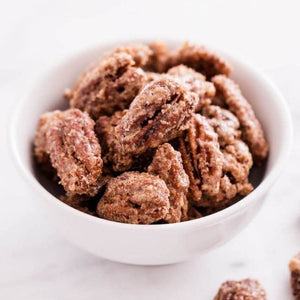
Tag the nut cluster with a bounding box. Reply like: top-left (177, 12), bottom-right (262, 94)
top-left (34, 41), bottom-right (268, 224)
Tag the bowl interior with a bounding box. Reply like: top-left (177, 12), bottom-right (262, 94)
top-left (11, 41), bottom-right (292, 224)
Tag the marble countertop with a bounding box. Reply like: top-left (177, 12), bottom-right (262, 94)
top-left (1, 0), bottom-right (300, 299)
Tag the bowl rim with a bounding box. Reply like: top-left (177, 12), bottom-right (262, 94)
top-left (9, 39), bottom-right (293, 231)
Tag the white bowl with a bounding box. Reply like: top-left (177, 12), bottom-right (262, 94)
top-left (10, 40), bottom-right (292, 265)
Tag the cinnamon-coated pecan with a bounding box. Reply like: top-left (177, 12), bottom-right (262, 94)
top-left (214, 279), bottom-right (267, 300)
top-left (97, 172), bottom-right (170, 224)
top-left (34, 109), bottom-right (103, 196)
top-left (148, 143), bottom-right (189, 223)
top-left (212, 75), bottom-right (268, 164)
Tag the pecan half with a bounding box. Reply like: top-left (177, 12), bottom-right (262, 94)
top-left (203, 140), bottom-right (253, 206)
top-left (201, 105), bottom-right (241, 147)
top-left (212, 75), bottom-right (268, 164)
top-left (201, 105), bottom-right (253, 207)
top-left (147, 41), bottom-right (171, 72)
top-left (148, 143), bottom-right (189, 223)
top-left (117, 76), bottom-right (196, 161)
top-left (290, 253), bottom-right (300, 300)
top-left (169, 42), bottom-right (232, 78)
top-left (179, 113), bottom-right (223, 205)
top-left (168, 64), bottom-right (216, 111)
top-left (34, 109), bottom-right (103, 196)
top-left (214, 279), bottom-right (267, 300)
top-left (68, 48), bottom-right (148, 119)
top-left (97, 172), bottom-right (170, 224)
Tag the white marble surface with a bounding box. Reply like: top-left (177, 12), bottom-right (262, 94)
top-left (1, 0), bottom-right (300, 299)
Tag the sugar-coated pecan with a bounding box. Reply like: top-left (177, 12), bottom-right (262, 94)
top-left (201, 105), bottom-right (241, 146)
top-left (95, 110), bottom-right (128, 166)
top-left (148, 143), bottom-right (189, 223)
top-left (117, 76), bottom-right (196, 160)
top-left (95, 110), bottom-right (154, 172)
top-left (147, 41), bottom-right (171, 72)
top-left (214, 279), bottom-right (267, 300)
top-left (202, 140), bottom-right (253, 206)
top-left (68, 51), bottom-right (147, 119)
top-left (34, 109), bottom-right (103, 196)
top-left (97, 172), bottom-right (170, 224)
top-left (290, 253), bottom-right (300, 300)
top-left (113, 44), bottom-right (153, 67)
top-left (179, 114), bottom-right (223, 205)
top-left (168, 64), bottom-right (215, 111)
top-left (169, 42), bottom-right (232, 78)
top-left (212, 75), bottom-right (268, 164)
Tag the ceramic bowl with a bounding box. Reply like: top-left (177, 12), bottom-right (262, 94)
top-left (10, 40), bottom-right (292, 265)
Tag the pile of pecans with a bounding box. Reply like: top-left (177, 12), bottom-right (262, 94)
top-left (34, 41), bottom-right (268, 224)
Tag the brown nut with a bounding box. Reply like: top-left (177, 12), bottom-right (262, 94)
top-left (169, 41), bottom-right (232, 78)
top-left (34, 109), bottom-right (103, 196)
top-left (201, 105), bottom-right (241, 147)
top-left (95, 110), bottom-right (128, 167)
top-left (214, 279), bottom-right (267, 300)
top-left (97, 172), bottom-right (170, 224)
top-left (147, 41), bottom-right (171, 73)
top-left (69, 50), bottom-right (147, 119)
top-left (117, 75), bottom-right (197, 162)
top-left (290, 253), bottom-right (300, 300)
top-left (95, 110), bottom-right (154, 172)
top-left (179, 113), bottom-right (223, 205)
top-left (167, 65), bottom-right (216, 111)
top-left (148, 143), bottom-right (189, 223)
top-left (113, 44), bottom-right (153, 67)
top-left (212, 75), bottom-right (268, 164)
top-left (203, 140), bottom-right (253, 206)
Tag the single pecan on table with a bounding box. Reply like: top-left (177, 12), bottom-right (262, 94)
top-left (212, 75), bottom-right (268, 164)
top-left (148, 143), bottom-right (189, 223)
top-left (214, 278), bottom-right (267, 300)
top-left (290, 253), bottom-right (300, 300)
top-left (34, 108), bottom-right (103, 196)
top-left (96, 171), bottom-right (170, 224)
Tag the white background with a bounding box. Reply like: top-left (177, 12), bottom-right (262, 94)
top-left (1, 0), bottom-right (300, 299)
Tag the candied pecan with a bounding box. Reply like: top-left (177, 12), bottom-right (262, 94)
top-left (95, 110), bottom-right (127, 165)
top-left (212, 75), bottom-right (268, 163)
top-left (179, 114), bottom-right (223, 205)
top-left (116, 76), bottom-right (196, 163)
top-left (201, 105), bottom-right (241, 146)
top-left (148, 143), bottom-right (189, 223)
top-left (34, 109), bottom-right (103, 196)
top-left (290, 253), bottom-right (300, 300)
top-left (34, 111), bottom-right (60, 180)
top-left (147, 41), bottom-right (171, 72)
top-left (95, 110), bottom-right (154, 172)
top-left (203, 140), bottom-right (253, 206)
top-left (113, 44), bottom-right (153, 67)
top-left (167, 65), bottom-right (215, 111)
top-left (214, 279), bottom-right (267, 300)
top-left (169, 41), bottom-right (232, 78)
top-left (97, 172), bottom-right (170, 224)
top-left (69, 51), bottom-right (147, 119)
